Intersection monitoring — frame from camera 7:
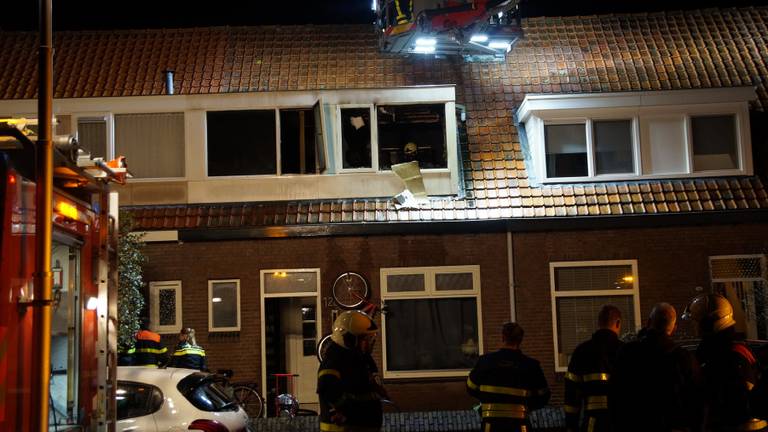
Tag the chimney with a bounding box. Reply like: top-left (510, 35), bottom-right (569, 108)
top-left (164, 69), bottom-right (175, 95)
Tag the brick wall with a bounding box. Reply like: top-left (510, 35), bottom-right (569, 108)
top-left (141, 222), bottom-right (768, 410)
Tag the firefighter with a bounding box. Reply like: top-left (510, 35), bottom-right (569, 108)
top-left (467, 322), bottom-right (550, 432)
top-left (133, 318), bottom-right (167, 367)
top-left (684, 293), bottom-right (767, 431)
top-left (564, 305), bottom-right (623, 432)
top-left (611, 303), bottom-right (701, 431)
top-left (317, 311), bottom-right (386, 432)
top-left (168, 327), bottom-right (207, 371)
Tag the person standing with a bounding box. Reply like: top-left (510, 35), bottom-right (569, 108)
top-left (564, 305), bottom-right (623, 432)
top-left (610, 303), bottom-right (701, 432)
top-left (317, 311), bottom-right (385, 432)
top-left (467, 322), bottom-right (550, 432)
top-left (134, 317), bottom-right (167, 367)
top-left (683, 293), bottom-right (766, 431)
top-left (169, 327), bottom-right (207, 371)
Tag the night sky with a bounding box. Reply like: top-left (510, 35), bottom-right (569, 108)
top-left (1, 0), bottom-right (767, 31)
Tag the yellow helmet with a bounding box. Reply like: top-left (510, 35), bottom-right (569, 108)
top-left (682, 293), bottom-right (736, 334)
top-left (331, 310), bottom-right (377, 350)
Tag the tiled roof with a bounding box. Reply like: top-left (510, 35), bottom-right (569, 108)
top-left (2, 8), bottom-right (768, 229)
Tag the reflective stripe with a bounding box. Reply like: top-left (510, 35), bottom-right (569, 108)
top-left (142, 364), bottom-right (158, 368)
top-left (136, 347), bottom-right (167, 354)
top-left (484, 423), bottom-right (491, 432)
top-left (565, 372), bottom-right (582, 383)
top-left (481, 403), bottom-right (527, 419)
top-left (478, 384), bottom-right (529, 397)
top-left (563, 405), bottom-right (580, 414)
top-left (319, 369), bottom-right (341, 379)
top-left (583, 373), bottom-right (609, 382)
top-left (738, 419), bottom-right (768, 431)
top-left (587, 416), bottom-right (596, 432)
top-left (586, 396), bottom-right (608, 411)
top-left (173, 348), bottom-right (205, 357)
top-left (320, 422), bottom-right (345, 431)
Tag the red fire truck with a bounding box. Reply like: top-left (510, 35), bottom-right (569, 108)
top-left (0, 119), bottom-right (123, 431)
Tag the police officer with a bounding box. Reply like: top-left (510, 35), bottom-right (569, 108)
top-left (564, 305), bottom-right (622, 432)
top-left (134, 317), bottom-right (167, 367)
top-left (467, 322), bottom-right (550, 432)
top-left (611, 303), bottom-right (700, 432)
top-left (684, 293), bottom-right (767, 431)
top-left (168, 327), bottom-right (207, 371)
top-left (317, 311), bottom-right (386, 432)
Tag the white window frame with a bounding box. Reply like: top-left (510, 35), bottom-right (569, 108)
top-left (208, 279), bottom-right (241, 332)
top-left (148, 280), bottom-right (183, 334)
top-left (518, 88), bottom-right (755, 183)
top-left (549, 259), bottom-right (641, 372)
top-left (72, 113), bottom-right (114, 160)
top-left (380, 264), bottom-right (483, 379)
top-left (335, 104), bottom-right (378, 173)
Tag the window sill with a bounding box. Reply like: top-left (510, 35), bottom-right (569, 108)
top-left (539, 169), bottom-right (750, 184)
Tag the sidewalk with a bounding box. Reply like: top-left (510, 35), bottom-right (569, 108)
top-left (249, 406), bottom-right (565, 431)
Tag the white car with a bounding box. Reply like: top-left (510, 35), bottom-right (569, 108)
top-left (117, 366), bottom-right (250, 432)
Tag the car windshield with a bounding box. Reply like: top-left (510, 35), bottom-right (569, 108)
top-left (178, 373), bottom-right (238, 412)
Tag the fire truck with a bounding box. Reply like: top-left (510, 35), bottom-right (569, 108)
top-left (0, 118), bottom-right (124, 430)
top-left (376, 0), bottom-right (523, 56)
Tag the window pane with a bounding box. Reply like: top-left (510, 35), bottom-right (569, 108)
top-left (280, 109), bottom-right (317, 174)
top-left (556, 295), bottom-right (636, 367)
top-left (158, 288), bottom-right (177, 326)
top-left (594, 120), bottom-right (634, 175)
top-left (77, 118), bottom-right (107, 159)
top-left (386, 274), bottom-right (425, 292)
top-left (385, 298), bottom-right (479, 371)
top-left (435, 272), bottom-right (474, 291)
top-left (641, 117), bottom-right (686, 174)
top-left (114, 113), bottom-right (185, 178)
top-left (340, 108), bottom-right (372, 169)
top-left (545, 124), bottom-right (587, 177)
top-left (692, 115), bottom-right (738, 171)
top-left (263, 271), bottom-right (317, 294)
top-left (377, 104), bottom-right (447, 170)
top-left (116, 383), bottom-right (161, 420)
top-left (207, 110), bottom-right (276, 176)
top-left (211, 282), bottom-right (238, 329)
top-left (554, 265), bottom-right (634, 292)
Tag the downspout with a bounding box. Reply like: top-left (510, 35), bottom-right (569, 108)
top-left (32, 0), bottom-right (54, 429)
top-left (507, 229), bottom-right (516, 322)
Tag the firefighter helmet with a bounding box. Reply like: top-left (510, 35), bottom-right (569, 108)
top-left (331, 310), bottom-right (378, 350)
top-left (682, 293), bottom-right (736, 333)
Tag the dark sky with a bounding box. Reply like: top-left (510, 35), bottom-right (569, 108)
top-left (1, 0), bottom-right (767, 31)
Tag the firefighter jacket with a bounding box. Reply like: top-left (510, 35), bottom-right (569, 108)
top-left (467, 348), bottom-right (551, 432)
top-left (117, 345), bottom-right (135, 366)
top-left (610, 328), bottom-right (701, 432)
top-left (134, 329), bottom-right (167, 367)
top-left (564, 329), bottom-right (622, 432)
top-left (317, 341), bottom-right (383, 432)
top-left (696, 330), bottom-right (767, 432)
top-left (168, 341), bottom-right (207, 371)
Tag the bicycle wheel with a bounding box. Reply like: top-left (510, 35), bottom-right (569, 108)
top-left (316, 334), bottom-right (333, 362)
top-left (231, 384), bottom-right (264, 419)
top-left (332, 272), bottom-right (369, 309)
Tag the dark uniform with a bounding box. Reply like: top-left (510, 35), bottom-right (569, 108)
top-left (317, 341), bottom-right (382, 432)
top-left (611, 328), bottom-right (701, 432)
top-left (564, 328), bottom-right (622, 432)
top-left (117, 345), bottom-right (135, 366)
top-left (134, 329), bottom-right (167, 367)
top-left (697, 331), bottom-right (767, 431)
top-left (168, 341), bottom-right (207, 370)
top-left (467, 348), bottom-right (550, 432)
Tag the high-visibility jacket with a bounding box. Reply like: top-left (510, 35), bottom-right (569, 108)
top-left (467, 348), bottom-right (550, 432)
top-left (317, 342), bottom-right (382, 432)
top-left (134, 329), bottom-right (167, 367)
top-left (697, 331), bottom-right (767, 432)
top-left (564, 329), bottom-right (622, 432)
top-left (169, 342), bottom-right (207, 371)
top-left (117, 346), bottom-right (136, 366)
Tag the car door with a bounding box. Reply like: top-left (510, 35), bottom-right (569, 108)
top-left (116, 381), bottom-right (161, 432)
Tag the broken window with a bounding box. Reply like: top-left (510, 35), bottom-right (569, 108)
top-left (280, 109), bottom-right (318, 174)
top-left (207, 110), bottom-right (276, 176)
top-left (339, 107), bottom-right (372, 170)
top-left (377, 104), bottom-right (447, 170)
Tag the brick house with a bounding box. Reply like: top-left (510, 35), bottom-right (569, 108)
top-left (1, 7), bottom-right (768, 413)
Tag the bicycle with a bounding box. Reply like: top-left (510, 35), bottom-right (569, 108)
top-left (218, 369), bottom-right (265, 420)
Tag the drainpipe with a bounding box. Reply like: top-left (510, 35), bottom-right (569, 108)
top-left (507, 229), bottom-right (516, 322)
top-left (31, 0), bottom-right (54, 429)
top-left (164, 69), bottom-right (175, 95)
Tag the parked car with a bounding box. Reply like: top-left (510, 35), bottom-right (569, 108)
top-left (117, 366), bottom-right (250, 432)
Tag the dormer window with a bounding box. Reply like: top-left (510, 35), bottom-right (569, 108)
top-left (518, 87), bottom-right (755, 183)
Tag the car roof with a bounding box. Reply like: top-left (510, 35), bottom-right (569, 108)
top-left (117, 366), bottom-right (199, 384)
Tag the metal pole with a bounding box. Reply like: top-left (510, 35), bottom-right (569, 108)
top-left (32, 0), bottom-right (54, 429)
